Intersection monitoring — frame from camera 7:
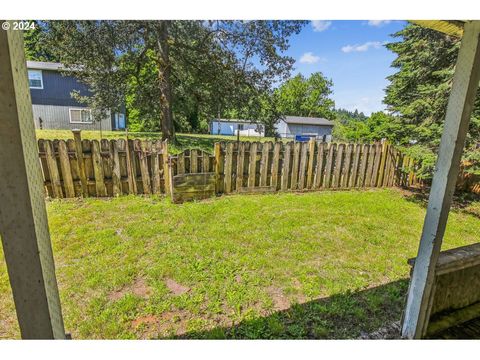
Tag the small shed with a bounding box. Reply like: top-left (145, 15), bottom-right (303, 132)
top-left (274, 116), bottom-right (334, 139)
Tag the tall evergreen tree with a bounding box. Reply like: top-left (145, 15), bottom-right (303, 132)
top-left (384, 23), bottom-right (480, 175)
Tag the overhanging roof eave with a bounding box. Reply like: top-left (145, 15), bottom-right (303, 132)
top-left (410, 20), bottom-right (465, 37)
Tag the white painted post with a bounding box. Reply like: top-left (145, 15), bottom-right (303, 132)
top-left (402, 21), bottom-right (480, 339)
top-left (0, 23), bottom-right (66, 338)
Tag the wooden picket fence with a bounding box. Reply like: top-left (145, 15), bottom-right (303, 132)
top-left (212, 139), bottom-right (422, 196)
top-left (37, 132), bottom-right (424, 200)
top-left (38, 131), bottom-right (170, 198)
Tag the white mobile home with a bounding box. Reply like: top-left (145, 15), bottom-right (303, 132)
top-left (209, 119), bottom-right (265, 137)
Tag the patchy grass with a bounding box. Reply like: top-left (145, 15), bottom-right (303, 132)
top-left (0, 189), bottom-right (479, 339)
top-left (35, 130), bottom-right (282, 154)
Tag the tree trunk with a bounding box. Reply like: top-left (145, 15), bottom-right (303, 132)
top-left (156, 21), bottom-right (175, 141)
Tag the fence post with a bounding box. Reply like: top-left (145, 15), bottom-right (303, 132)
top-left (224, 142), bottom-right (234, 193)
top-left (382, 142), bottom-right (392, 187)
top-left (236, 142), bottom-right (246, 191)
top-left (45, 140), bottom-right (63, 198)
top-left (139, 140), bottom-right (152, 195)
top-left (377, 139), bottom-right (389, 187)
top-left (91, 140), bottom-right (107, 196)
top-left (214, 142), bottom-right (222, 194)
top-left (58, 140), bottom-right (75, 198)
top-left (125, 137), bottom-right (138, 194)
top-left (72, 129), bottom-right (88, 196)
top-left (162, 140), bottom-right (171, 196)
top-left (306, 138), bottom-right (316, 189)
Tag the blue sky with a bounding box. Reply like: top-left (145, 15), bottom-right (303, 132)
top-left (284, 20), bottom-right (407, 115)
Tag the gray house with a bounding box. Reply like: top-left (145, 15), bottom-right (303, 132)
top-left (275, 116), bottom-right (334, 139)
top-left (27, 61), bottom-right (126, 131)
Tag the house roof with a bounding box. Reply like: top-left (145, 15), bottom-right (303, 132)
top-left (283, 116), bottom-right (334, 126)
top-left (26, 61), bottom-right (65, 71)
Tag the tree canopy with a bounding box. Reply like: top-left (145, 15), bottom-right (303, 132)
top-left (333, 111), bottom-right (399, 142)
top-left (275, 72), bottom-right (335, 119)
top-left (23, 21), bottom-right (58, 62)
top-left (39, 20), bottom-right (307, 140)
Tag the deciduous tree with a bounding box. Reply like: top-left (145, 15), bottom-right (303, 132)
top-left (276, 72), bottom-right (335, 119)
top-left (41, 20), bottom-right (306, 140)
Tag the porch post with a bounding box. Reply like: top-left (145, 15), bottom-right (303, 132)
top-left (402, 21), bottom-right (480, 339)
top-left (0, 23), bottom-right (66, 338)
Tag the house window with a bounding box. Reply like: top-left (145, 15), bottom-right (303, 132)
top-left (28, 69), bottom-right (43, 89)
top-left (238, 124), bottom-right (244, 131)
top-left (114, 113), bottom-right (126, 129)
top-left (69, 108), bottom-right (93, 124)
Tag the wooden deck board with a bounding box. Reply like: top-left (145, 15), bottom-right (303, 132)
top-left (432, 316), bottom-right (480, 339)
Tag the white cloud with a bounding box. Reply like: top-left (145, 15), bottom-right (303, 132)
top-left (368, 20), bottom-right (391, 27)
top-left (299, 52), bottom-right (322, 64)
top-left (341, 41), bottom-right (384, 53)
top-left (311, 20), bottom-right (332, 32)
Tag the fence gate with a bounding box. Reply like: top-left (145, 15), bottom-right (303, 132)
top-left (170, 149), bottom-right (216, 203)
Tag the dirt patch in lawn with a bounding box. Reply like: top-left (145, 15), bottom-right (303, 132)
top-left (291, 278), bottom-right (307, 304)
top-left (358, 321), bottom-right (402, 339)
top-left (267, 286), bottom-right (291, 311)
top-left (108, 277), bottom-right (151, 301)
top-left (132, 309), bottom-right (195, 339)
top-left (165, 278), bottom-right (190, 296)
top-left (132, 315), bottom-right (159, 329)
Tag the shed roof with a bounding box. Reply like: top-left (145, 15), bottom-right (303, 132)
top-left (283, 116), bottom-right (334, 126)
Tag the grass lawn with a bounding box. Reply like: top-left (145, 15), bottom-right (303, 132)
top-left (35, 130), bottom-right (282, 154)
top-left (0, 189), bottom-right (479, 339)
